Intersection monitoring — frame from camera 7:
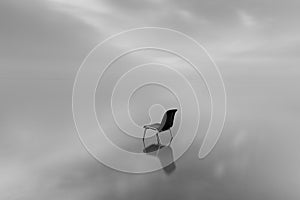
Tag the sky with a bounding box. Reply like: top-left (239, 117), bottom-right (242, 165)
top-left (1, 0), bottom-right (300, 199)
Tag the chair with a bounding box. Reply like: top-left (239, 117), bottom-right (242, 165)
top-left (143, 109), bottom-right (177, 146)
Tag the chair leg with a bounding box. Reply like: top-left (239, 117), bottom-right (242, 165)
top-left (169, 129), bottom-right (173, 145)
top-left (143, 128), bottom-right (147, 147)
top-left (156, 132), bottom-right (161, 145)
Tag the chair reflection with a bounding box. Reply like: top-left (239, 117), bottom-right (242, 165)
top-left (143, 143), bottom-right (176, 175)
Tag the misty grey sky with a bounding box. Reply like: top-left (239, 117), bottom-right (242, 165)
top-left (1, 0), bottom-right (300, 199)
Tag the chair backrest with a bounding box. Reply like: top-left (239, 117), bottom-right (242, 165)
top-left (158, 109), bottom-right (177, 132)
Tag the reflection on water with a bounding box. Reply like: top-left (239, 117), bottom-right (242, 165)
top-left (143, 144), bottom-right (176, 175)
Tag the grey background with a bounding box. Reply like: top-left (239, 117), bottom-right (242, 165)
top-left (1, 0), bottom-right (300, 199)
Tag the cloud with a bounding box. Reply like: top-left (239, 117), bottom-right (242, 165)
top-left (0, 0), bottom-right (98, 80)
top-left (43, 0), bottom-right (300, 62)
top-left (237, 10), bottom-right (257, 28)
top-left (1, 0), bottom-right (300, 199)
